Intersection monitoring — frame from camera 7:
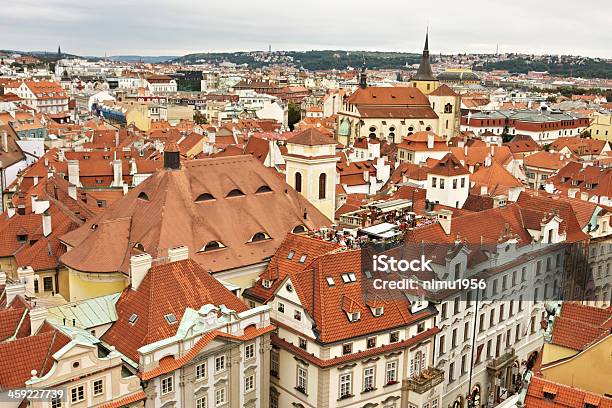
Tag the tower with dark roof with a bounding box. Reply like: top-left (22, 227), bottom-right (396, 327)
top-left (359, 56), bottom-right (367, 89)
top-left (411, 29), bottom-right (439, 94)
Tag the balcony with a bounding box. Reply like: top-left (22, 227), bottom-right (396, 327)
top-left (404, 367), bottom-right (444, 394)
top-left (487, 348), bottom-right (516, 373)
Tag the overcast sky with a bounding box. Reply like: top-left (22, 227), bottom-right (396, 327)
top-left (1, 0), bottom-right (610, 58)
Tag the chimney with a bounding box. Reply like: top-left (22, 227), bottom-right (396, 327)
top-left (112, 159), bottom-right (123, 187)
top-left (1, 130), bottom-right (8, 153)
top-left (17, 266), bottom-right (35, 295)
top-left (484, 154), bottom-right (492, 167)
top-left (68, 160), bottom-right (80, 186)
top-left (58, 149), bottom-right (65, 161)
top-left (5, 284), bottom-right (26, 305)
top-left (480, 185), bottom-right (488, 195)
top-left (438, 209), bottom-right (453, 235)
top-left (130, 253), bottom-right (152, 290)
top-left (29, 307), bottom-right (48, 335)
top-left (427, 133), bottom-right (434, 149)
top-left (115, 130), bottom-right (120, 147)
top-left (122, 183), bottom-right (128, 195)
top-left (0, 271), bottom-right (5, 285)
top-left (68, 184), bottom-right (77, 200)
top-left (464, 145), bottom-right (468, 156)
top-left (491, 145), bottom-right (495, 157)
top-left (42, 211), bottom-right (52, 237)
top-left (168, 246), bottom-right (189, 262)
top-left (31, 194), bottom-right (38, 212)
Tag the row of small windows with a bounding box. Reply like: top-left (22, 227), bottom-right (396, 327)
top-left (196, 225), bottom-right (307, 253)
top-left (136, 185), bottom-right (273, 203)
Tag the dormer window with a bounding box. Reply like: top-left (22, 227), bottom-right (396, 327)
top-left (90, 223), bottom-right (98, 231)
top-left (255, 185), bottom-right (272, 193)
top-left (348, 312), bottom-right (361, 322)
top-left (372, 307), bottom-right (384, 317)
top-left (133, 242), bottom-right (145, 251)
top-left (262, 279), bottom-right (273, 288)
top-left (137, 191), bottom-right (149, 201)
top-left (292, 225), bottom-right (307, 234)
top-left (226, 188), bottom-right (245, 197)
top-left (200, 241), bottom-right (225, 252)
top-left (249, 232), bottom-right (270, 243)
top-left (17, 234), bottom-right (28, 243)
top-left (195, 193), bottom-right (215, 202)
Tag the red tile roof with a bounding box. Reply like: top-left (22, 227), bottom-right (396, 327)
top-left (287, 128), bottom-right (337, 146)
top-left (549, 302), bottom-right (611, 351)
top-left (102, 258), bottom-right (249, 362)
top-left (525, 376), bottom-right (612, 408)
top-left (429, 153), bottom-right (470, 176)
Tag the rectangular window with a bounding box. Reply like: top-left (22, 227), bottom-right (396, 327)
top-left (71, 385), bottom-right (85, 403)
top-left (93, 379), bottom-right (103, 396)
top-left (299, 337), bottom-right (307, 350)
top-left (440, 178), bottom-right (445, 189)
top-left (196, 362), bottom-right (207, 380)
top-left (215, 355), bottom-right (226, 373)
top-left (506, 328), bottom-right (512, 348)
top-left (215, 387), bottom-right (226, 406)
top-left (386, 361), bottom-right (398, 384)
top-left (294, 310), bottom-right (302, 321)
top-left (438, 335), bottom-right (445, 356)
top-left (342, 342), bottom-right (353, 355)
top-left (277, 302), bottom-right (284, 313)
top-left (448, 362), bottom-right (455, 383)
top-left (453, 179), bottom-right (457, 189)
top-left (161, 376), bottom-right (173, 395)
top-left (432, 177), bottom-right (437, 188)
top-left (479, 313), bottom-right (485, 332)
top-left (466, 290), bottom-right (472, 307)
top-left (51, 398), bottom-right (62, 408)
top-left (297, 366), bottom-right (307, 392)
top-left (516, 323), bottom-right (521, 342)
top-left (499, 304), bottom-right (505, 322)
top-left (245, 374), bottom-right (255, 392)
top-left (452, 328), bottom-right (457, 348)
top-left (245, 343), bottom-right (255, 360)
top-left (489, 309), bottom-right (495, 327)
top-left (502, 275), bottom-right (507, 291)
top-left (512, 270), bottom-right (517, 286)
top-left (461, 354), bottom-right (468, 375)
top-left (390, 331), bottom-right (400, 343)
top-left (461, 177), bottom-right (465, 188)
top-left (453, 296), bottom-right (460, 315)
top-left (367, 336), bottom-right (377, 348)
top-left (441, 303), bottom-right (447, 320)
top-left (271, 350), bottom-right (279, 376)
top-left (521, 267), bottom-right (526, 282)
top-left (486, 339), bottom-right (492, 359)
top-left (363, 367), bottom-right (375, 391)
top-left (464, 321), bottom-right (470, 341)
top-left (339, 373), bottom-right (352, 398)
top-left (196, 396), bottom-right (207, 408)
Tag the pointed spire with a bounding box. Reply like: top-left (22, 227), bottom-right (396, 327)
top-left (412, 28), bottom-right (436, 81)
top-left (359, 54), bottom-right (368, 89)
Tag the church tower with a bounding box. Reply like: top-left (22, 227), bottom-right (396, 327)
top-left (411, 29), bottom-right (439, 94)
top-left (359, 57), bottom-right (368, 89)
top-left (284, 129), bottom-right (339, 222)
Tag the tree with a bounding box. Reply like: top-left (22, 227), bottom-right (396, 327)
top-left (287, 102), bottom-right (301, 131)
top-left (193, 111), bottom-right (208, 125)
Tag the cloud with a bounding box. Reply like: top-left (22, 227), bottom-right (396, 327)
top-left (0, 0), bottom-right (610, 58)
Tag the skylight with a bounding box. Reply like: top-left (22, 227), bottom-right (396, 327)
top-left (128, 314), bottom-right (138, 325)
top-left (341, 272), bottom-right (357, 283)
top-left (287, 250), bottom-right (295, 260)
top-left (298, 254), bottom-right (307, 263)
top-left (164, 314), bottom-right (177, 324)
top-left (326, 277), bottom-right (335, 286)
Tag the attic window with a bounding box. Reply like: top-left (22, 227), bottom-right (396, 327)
top-left (326, 277), bottom-right (335, 286)
top-left (128, 314), bottom-right (138, 325)
top-left (262, 279), bottom-right (273, 288)
top-left (287, 250), bottom-right (295, 260)
top-left (298, 254), bottom-right (307, 263)
top-left (17, 234), bottom-right (28, 243)
top-left (137, 192), bottom-right (149, 201)
top-left (348, 312), bottom-right (361, 322)
top-left (372, 307), bottom-right (384, 317)
top-left (292, 225), bottom-right (307, 234)
top-left (543, 392), bottom-right (556, 401)
top-left (201, 241), bottom-right (225, 252)
top-left (341, 272), bottom-right (357, 283)
top-left (255, 185), bottom-right (272, 194)
top-left (133, 242), bottom-right (145, 251)
top-left (90, 223), bottom-right (98, 231)
top-left (164, 314), bottom-right (177, 324)
top-left (249, 232), bottom-right (270, 243)
top-left (195, 193), bottom-right (215, 202)
top-left (226, 189), bottom-right (245, 198)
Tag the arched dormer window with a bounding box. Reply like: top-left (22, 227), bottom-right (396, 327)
top-left (292, 225), bottom-right (307, 234)
top-left (249, 232), bottom-right (270, 243)
top-left (195, 193), bottom-right (215, 202)
top-left (226, 189), bottom-right (245, 197)
top-left (294, 172), bottom-right (302, 193)
top-left (133, 242), bottom-right (145, 251)
top-left (255, 185), bottom-right (272, 194)
top-left (318, 173), bottom-right (327, 199)
top-left (200, 241), bottom-right (226, 252)
top-left (137, 191), bottom-right (149, 201)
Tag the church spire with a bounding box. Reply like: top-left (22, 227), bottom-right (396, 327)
top-left (412, 28), bottom-right (435, 81)
top-left (359, 55), bottom-right (367, 89)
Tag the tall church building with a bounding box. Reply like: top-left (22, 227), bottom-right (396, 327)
top-left (410, 30), bottom-right (439, 94)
